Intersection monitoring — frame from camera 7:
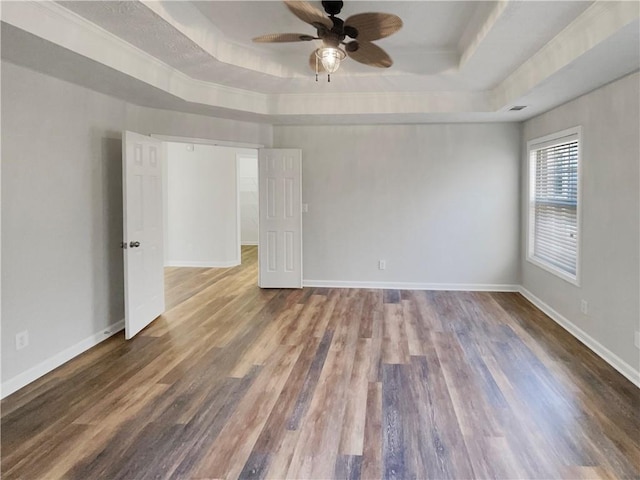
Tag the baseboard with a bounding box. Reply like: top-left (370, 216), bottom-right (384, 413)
top-left (164, 260), bottom-right (240, 268)
top-left (302, 280), bottom-right (520, 292)
top-left (518, 287), bottom-right (640, 388)
top-left (241, 242), bottom-right (258, 246)
top-left (1, 320), bottom-right (125, 399)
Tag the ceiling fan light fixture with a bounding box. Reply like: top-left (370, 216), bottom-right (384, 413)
top-left (256, 1), bottom-right (403, 80)
top-left (316, 47), bottom-right (346, 73)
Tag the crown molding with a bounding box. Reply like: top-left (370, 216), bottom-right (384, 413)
top-left (458, 0), bottom-right (510, 69)
top-left (491, 0), bottom-right (640, 110)
top-left (2, 0), bottom-right (637, 121)
top-left (1, 0), bottom-right (271, 114)
top-left (270, 90), bottom-right (490, 116)
top-left (1, 0), bottom-right (491, 118)
top-left (140, 0), bottom-right (301, 79)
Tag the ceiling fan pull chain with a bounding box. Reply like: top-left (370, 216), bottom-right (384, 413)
top-left (315, 54), bottom-right (319, 82)
top-left (328, 73), bottom-right (331, 82)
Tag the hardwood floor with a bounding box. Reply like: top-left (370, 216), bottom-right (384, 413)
top-left (2, 245), bottom-right (639, 479)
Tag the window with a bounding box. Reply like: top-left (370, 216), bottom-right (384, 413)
top-left (527, 127), bottom-right (581, 284)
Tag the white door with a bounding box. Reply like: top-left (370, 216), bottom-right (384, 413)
top-left (258, 149), bottom-right (303, 288)
top-left (122, 131), bottom-right (165, 339)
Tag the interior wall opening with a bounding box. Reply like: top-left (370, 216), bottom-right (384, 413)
top-left (161, 139), bottom-right (259, 308)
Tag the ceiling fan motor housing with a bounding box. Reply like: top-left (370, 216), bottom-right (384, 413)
top-left (322, 32), bottom-right (343, 48)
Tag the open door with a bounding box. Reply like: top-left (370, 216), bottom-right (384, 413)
top-left (122, 131), bottom-right (165, 339)
top-left (258, 149), bottom-right (303, 288)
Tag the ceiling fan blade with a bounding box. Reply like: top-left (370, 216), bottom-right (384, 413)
top-left (309, 50), bottom-right (326, 72)
top-left (344, 12), bottom-right (403, 41)
top-left (253, 33), bottom-right (316, 43)
top-left (284, 1), bottom-right (332, 29)
top-left (346, 41), bottom-right (393, 68)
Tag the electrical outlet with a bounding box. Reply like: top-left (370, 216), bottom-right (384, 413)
top-left (635, 331), bottom-right (640, 350)
top-left (378, 260), bottom-right (386, 270)
top-left (15, 331), bottom-right (29, 350)
top-left (580, 300), bottom-right (588, 315)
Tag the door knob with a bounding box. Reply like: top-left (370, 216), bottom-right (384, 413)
top-left (130, 241), bottom-right (141, 248)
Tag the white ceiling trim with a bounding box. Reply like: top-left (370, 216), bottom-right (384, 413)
top-left (1, 0), bottom-right (271, 113)
top-left (140, 0), bottom-right (300, 79)
top-left (4, 1), bottom-right (173, 92)
top-left (1, 0), bottom-right (491, 117)
top-left (458, 0), bottom-right (509, 69)
top-left (491, 0), bottom-right (639, 110)
top-left (2, 0), bottom-right (637, 123)
top-left (269, 90), bottom-right (490, 115)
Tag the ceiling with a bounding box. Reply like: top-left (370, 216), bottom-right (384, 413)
top-left (1, 1), bottom-right (638, 124)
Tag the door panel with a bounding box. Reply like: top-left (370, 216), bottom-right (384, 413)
top-left (123, 131), bottom-right (165, 339)
top-left (259, 149), bottom-right (302, 288)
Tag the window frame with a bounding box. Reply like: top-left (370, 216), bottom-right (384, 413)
top-left (526, 126), bottom-right (582, 286)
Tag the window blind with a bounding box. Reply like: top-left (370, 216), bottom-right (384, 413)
top-left (530, 136), bottom-right (579, 277)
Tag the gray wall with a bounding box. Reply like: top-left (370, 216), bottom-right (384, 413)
top-left (5, 55), bottom-right (635, 394)
top-left (125, 104), bottom-right (271, 147)
top-left (274, 123), bottom-right (522, 287)
top-left (1, 61), bottom-right (272, 385)
top-left (522, 72), bottom-right (640, 372)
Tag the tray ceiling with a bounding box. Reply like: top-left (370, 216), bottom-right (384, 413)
top-left (1, 1), bottom-right (638, 124)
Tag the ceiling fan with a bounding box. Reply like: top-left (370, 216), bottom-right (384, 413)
top-left (252, 0), bottom-right (403, 81)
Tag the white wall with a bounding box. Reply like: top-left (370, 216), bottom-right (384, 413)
top-left (274, 123), bottom-right (521, 288)
top-left (0, 60), bottom-right (272, 396)
top-left (164, 143), bottom-right (255, 267)
top-left (238, 155), bottom-right (259, 245)
top-left (521, 72), bottom-right (640, 381)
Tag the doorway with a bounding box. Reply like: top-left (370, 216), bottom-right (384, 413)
top-left (162, 142), bottom-right (258, 268)
top-left (122, 132), bottom-right (303, 338)
top-left (160, 140), bottom-right (259, 309)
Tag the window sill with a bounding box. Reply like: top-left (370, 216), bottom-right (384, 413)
top-left (526, 255), bottom-right (580, 287)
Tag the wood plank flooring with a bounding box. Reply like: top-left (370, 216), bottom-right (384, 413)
top-left (2, 245), bottom-right (639, 479)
